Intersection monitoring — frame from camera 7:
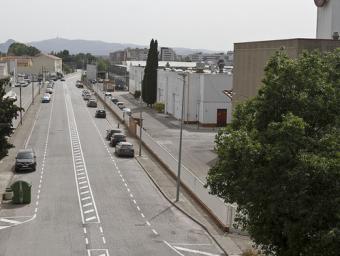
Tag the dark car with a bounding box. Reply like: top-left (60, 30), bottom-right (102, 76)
top-left (87, 99), bottom-right (97, 107)
top-left (61, 78), bottom-right (65, 81)
top-left (110, 133), bottom-right (126, 147)
top-left (95, 109), bottom-right (106, 118)
top-left (105, 129), bottom-right (123, 140)
top-left (115, 142), bottom-right (134, 157)
top-left (15, 149), bottom-right (37, 171)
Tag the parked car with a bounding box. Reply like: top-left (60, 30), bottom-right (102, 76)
top-left (116, 102), bottom-right (125, 109)
top-left (110, 133), bottom-right (126, 147)
top-left (15, 149), bottom-right (37, 171)
top-left (87, 99), bottom-right (97, 107)
top-left (46, 87), bottom-right (53, 94)
top-left (83, 94), bottom-right (91, 100)
top-left (41, 94), bottom-right (51, 103)
top-left (106, 129), bottom-right (123, 140)
top-left (95, 109), bottom-right (106, 118)
top-left (76, 81), bottom-right (84, 88)
top-left (61, 78), bottom-right (65, 81)
top-left (111, 97), bottom-right (119, 104)
top-left (122, 107), bottom-right (132, 116)
top-left (115, 142), bottom-right (134, 157)
top-left (3, 91), bottom-right (17, 101)
top-left (104, 92), bottom-right (112, 97)
top-left (82, 89), bottom-right (89, 96)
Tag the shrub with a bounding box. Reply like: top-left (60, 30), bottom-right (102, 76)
top-left (154, 102), bottom-right (165, 113)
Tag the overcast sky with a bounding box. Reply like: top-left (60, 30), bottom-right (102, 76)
top-left (2, 0), bottom-right (317, 51)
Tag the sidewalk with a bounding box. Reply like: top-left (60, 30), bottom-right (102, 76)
top-left (94, 87), bottom-right (253, 255)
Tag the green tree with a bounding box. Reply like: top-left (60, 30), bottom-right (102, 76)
top-left (142, 39), bottom-right (158, 105)
top-left (7, 42), bottom-right (40, 56)
top-left (206, 50), bottom-right (340, 256)
top-left (97, 58), bottom-right (110, 72)
top-left (0, 78), bottom-right (23, 160)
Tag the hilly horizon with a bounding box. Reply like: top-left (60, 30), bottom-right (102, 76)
top-left (0, 38), bottom-right (221, 56)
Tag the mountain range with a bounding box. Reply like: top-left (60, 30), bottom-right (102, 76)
top-left (0, 38), bottom-right (219, 56)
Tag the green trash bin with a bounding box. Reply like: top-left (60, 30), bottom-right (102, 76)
top-left (11, 180), bottom-right (31, 204)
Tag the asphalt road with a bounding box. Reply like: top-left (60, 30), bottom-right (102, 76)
top-left (0, 74), bottom-right (223, 256)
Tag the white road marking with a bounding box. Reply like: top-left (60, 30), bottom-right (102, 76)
top-left (102, 237), bottom-right (106, 244)
top-left (130, 193), bottom-right (134, 198)
top-left (81, 196), bottom-right (91, 201)
top-left (163, 241), bottom-right (185, 256)
top-left (0, 218), bottom-right (21, 225)
top-left (81, 191), bottom-right (90, 195)
top-left (137, 206), bottom-right (141, 211)
top-left (152, 229), bottom-right (158, 235)
top-left (173, 246), bottom-right (221, 256)
top-left (83, 203), bottom-right (93, 208)
top-left (84, 209), bottom-right (95, 214)
top-left (133, 200), bottom-right (137, 204)
top-left (80, 185), bottom-right (89, 190)
top-left (141, 213), bottom-right (145, 218)
top-left (127, 188), bottom-right (130, 192)
top-left (99, 226), bottom-right (103, 233)
top-left (64, 85), bottom-right (101, 226)
top-left (0, 226), bottom-right (10, 230)
top-left (83, 227), bottom-right (87, 234)
top-left (85, 216), bottom-right (97, 222)
top-left (35, 208), bottom-right (38, 213)
top-left (85, 238), bottom-right (89, 245)
top-left (146, 221), bottom-right (151, 226)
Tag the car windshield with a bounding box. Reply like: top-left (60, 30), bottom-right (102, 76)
top-left (121, 144), bottom-right (132, 149)
top-left (17, 152), bottom-right (34, 159)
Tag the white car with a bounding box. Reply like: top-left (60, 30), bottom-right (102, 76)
top-left (104, 92), bottom-right (112, 97)
top-left (3, 91), bottom-right (17, 101)
top-left (41, 94), bottom-right (51, 103)
top-left (116, 102), bottom-right (125, 109)
top-left (122, 107), bottom-right (131, 116)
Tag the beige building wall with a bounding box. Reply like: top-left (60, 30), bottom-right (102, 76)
top-left (18, 54), bottom-right (62, 75)
top-left (233, 38), bottom-right (340, 108)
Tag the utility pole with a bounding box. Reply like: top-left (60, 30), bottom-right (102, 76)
top-left (19, 84), bottom-right (22, 125)
top-left (175, 72), bottom-right (186, 202)
top-left (31, 75), bottom-right (34, 105)
top-left (139, 93), bottom-right (143, 157)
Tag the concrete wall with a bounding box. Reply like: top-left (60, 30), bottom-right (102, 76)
top-left (317, 0), bottom-right (340, 39)
top-left (86, 64), bottom-right (97, 81)
top-left (0, 62), bottom-right (9, 78)
top-left (130, 66), bottom-right (233, 125)
top-left (233, 38), bottom-right (340, 110)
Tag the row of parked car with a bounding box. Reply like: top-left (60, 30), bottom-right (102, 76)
top-left (104, 92), bottom-right (131, 116)
top-left (77, 85), bottom-right (134, 157)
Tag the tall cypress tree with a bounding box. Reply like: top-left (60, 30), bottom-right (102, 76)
top-left (142, 39), bottom-right (154, 104)
top-left (149, 40), bottom-right (158, 105)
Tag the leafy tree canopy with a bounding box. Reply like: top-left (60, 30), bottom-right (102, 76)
top-left (7, 42), bottom-right (40, 56)
top-left (0, 78), bottom-right (23, 160)
top-left (206, 50), bottom-right (340, 256)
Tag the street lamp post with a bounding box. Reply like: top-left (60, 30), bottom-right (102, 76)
top-left (139, 93), bottom-right (143, 157)
top-left (31, 75), bottom-right (34, 105)
top-left (175, 72), bottom-right (187, 202)
top-left (19, 84), bottom-right (22, 125)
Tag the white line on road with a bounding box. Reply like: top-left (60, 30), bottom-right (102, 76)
top-left (83, 227), bottom-right (87, 234)
top-left (81, 196), bottom-right (91, 201)
top-left (85, 238), bottom-right (89, 245)
top-left (137, 206), bottom-right (141, 211)
top-left (152, 229), bottom-right (158, 235)
top-left (146, 221), bottom-right (151, 226)
top-left (172, 246), bottom-right (221, 256)
top-left (0, 218), bottom-right (21, 225)
top-left (102, 237), bottom-right (106, 244)
top-left (141, 213), bottom-right (145, 218)
top-left (85, 216), bottom-right (97, 222)
top-left (81, 191), bottom-right (90, 195)
top-left (99, 226), bottom-right (103, 233)
top-left (84, 209), bottom-right (95, 214)
top-left (163, 241), bottom-right (185, 256)
top-left (83, 203), bottom-right (93, 208)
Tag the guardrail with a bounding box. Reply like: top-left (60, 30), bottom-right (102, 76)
top-left (92, 85), bottom-right (238, 230)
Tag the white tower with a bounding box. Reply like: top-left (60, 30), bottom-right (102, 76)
top-left (316, 0), bottom-right (340, 39)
